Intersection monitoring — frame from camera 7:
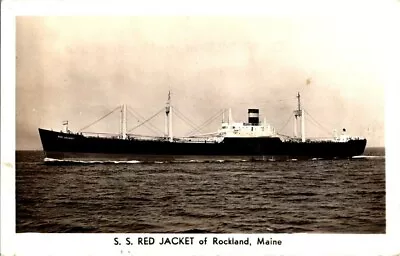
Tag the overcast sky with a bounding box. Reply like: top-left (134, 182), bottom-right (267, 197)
top-left (16, 16), bottom-right (386, 149)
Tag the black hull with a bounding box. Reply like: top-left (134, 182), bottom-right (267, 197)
top-left (38, 128), bottom-right (367, 161)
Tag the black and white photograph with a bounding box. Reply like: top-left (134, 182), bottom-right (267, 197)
top-left (14, 15), bottom-right (386, 235)
top-left (3, 2), bottom-right (400, 254)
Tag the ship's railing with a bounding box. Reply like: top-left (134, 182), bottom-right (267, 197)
top-left (81, 131), bottom-right (121, 139)
top-left (126, 133), bottom-right (166, 140)
top-left (80, 132), bottom-right (161, 141)
top-left (125, 136), bottom-right (224, 143)
top-left (281, 136), bottom-right (364, 143)
top-left (174, 136), bottom-right (224, 143)
top-left (80, 132), bottom-right (163, 140)
top-left (79, 131), bottom-right (224, 143)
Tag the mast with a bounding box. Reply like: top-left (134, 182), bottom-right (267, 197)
top-left (301, 108), bottom-right (305, 142)
top-left (169, 104), bottom-right (173, 142)
top-left (165, 91), bottom-right (173, 142)
top-left (294, 92), bottom-right (306, 142)
top-left (293, 92), bottom-right (300, 138)
top-left (297, 92), bottom-right (301, 113)
top-left (120, 104), bottom-right (127, 139)
top-left (165, 110), bottom-right (169, 137)
top-left (123, 104), bottom-right (127, 139)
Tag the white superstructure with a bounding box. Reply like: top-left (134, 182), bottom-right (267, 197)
top-left (218, 122), bottom-right (276, 137)
top-left (217, 108), bottom-right (277, 138)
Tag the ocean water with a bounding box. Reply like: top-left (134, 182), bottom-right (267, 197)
top-left (16, 148), bottom-right (385, 233)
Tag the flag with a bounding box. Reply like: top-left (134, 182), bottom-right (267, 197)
top-left (62, 120), bottom-right (68, 125)
top-left (306, 78), bottom-right (311, 85)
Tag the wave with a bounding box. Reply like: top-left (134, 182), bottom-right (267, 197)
top-left (311, 158), bottom-right (323, 161)
top-left (43, 157), bottom-right (252, 165)
top-left (43, 155), bottom-right (384, 165)
top-left (43, 157), bottom-right (235, 165)
top-left (352, 155), bottom-right (385, 159)
top-left (44, 157), bottom-right (142, 164)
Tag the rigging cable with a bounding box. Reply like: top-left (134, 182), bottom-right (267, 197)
top-left (277, 114), bottom-right (294, 134)
top-left (128, 106), bottom-right (165, 134)
top-left (304, 117), bottom-right (331, 137)
top-left (127, 107), bottom-right (165, 133)
top-left (303, 109), bottom-right (332, 136)
top-left (276, 133), bottom-right (291, 138)
top-left (186, 109), bottom-right (224, 136)
top-left (78, 106), bottom-right (121, 132)
top-left (186, 110), bottom-right (223, 136)
top-left (126, 107), bottom-right (164, 135)
top-left (172, 107), bottom-right (203, 134)
top-left (126, 110), bottom-right (160, 136)
top-left (173, 107), bottom-right (200, 129)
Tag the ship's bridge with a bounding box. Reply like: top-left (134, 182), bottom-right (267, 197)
top-left (218, 122), bottom-right (276, 137)
top-left (217, 109), bottom-right (277, 138)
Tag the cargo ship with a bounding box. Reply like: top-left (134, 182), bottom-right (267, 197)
top-left (38, 92), bottom-right (367, 162)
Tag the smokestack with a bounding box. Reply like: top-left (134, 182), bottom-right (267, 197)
top-left (248, 109), bottom-right (259, 125)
